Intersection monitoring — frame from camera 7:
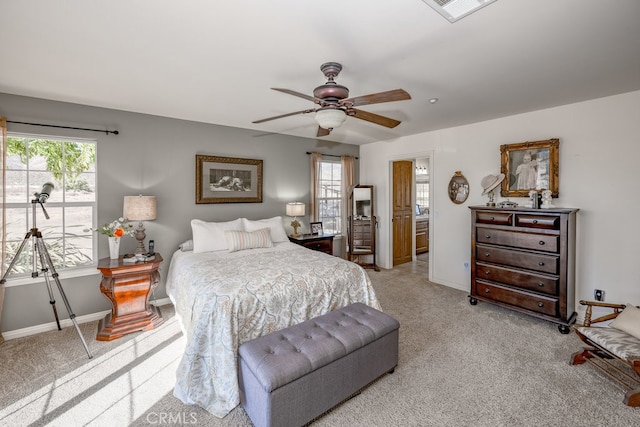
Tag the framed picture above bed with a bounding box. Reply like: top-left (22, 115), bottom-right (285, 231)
top-left (196, 155), bottom-right (263, 204)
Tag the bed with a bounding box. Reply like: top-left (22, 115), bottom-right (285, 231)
top-left (165, 217), bottom-right (380, 417)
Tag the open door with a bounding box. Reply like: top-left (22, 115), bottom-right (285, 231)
top-left (392, 160), bottom-right (413, 266)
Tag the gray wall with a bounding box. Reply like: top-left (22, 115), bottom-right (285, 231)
top-left (0, 92), bottom-right (359, 332)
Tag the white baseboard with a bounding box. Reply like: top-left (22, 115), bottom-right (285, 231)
top-left (2, 297), bottom-right (172, 341)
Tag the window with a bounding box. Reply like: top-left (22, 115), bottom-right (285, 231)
top-left (416, 163), bottom-right (429, 214)
top-left (4, 134), bottom-right (97, 275)
top-left (317, 160), bottom-right (342, 234)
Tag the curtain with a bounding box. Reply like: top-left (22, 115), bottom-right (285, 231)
top-left (309, 152), bottom-right (322, 222)
top-left (0, 116), bottom-right (6, 344)
top-left (340, 155), bottom-right (355, 236)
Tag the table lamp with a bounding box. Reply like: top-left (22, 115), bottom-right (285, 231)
top-left (123, 195), bottom-right (157, 254)
top-left (286, 202), bottom-right (305, 238)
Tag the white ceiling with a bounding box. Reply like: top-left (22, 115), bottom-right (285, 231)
top-left (1, 0), bottom-right (639, 145)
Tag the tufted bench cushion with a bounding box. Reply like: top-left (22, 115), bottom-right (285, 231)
top-left (238, 303), bottom-right (399, 427)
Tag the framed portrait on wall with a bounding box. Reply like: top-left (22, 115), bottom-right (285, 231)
top-left (195, 155), bottom-right (263, 204)
top-left (500, 138), bottom-right (559, 198)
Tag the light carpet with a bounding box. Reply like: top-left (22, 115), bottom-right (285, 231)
top-left (0, 257), bottom-right (638, 426)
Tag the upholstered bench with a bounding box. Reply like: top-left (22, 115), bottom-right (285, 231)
top-left (238, 303), bottom-right (400, 427)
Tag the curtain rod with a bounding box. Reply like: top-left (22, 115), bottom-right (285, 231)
top-left (7, 120), bottom-right (119, 135)
top-left (306, 152), bottom-right (358, 159)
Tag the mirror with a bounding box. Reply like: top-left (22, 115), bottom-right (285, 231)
top-left (354, 187), bottom-right (372, 218)
top-left (348, 185), bottom-right (379, 271)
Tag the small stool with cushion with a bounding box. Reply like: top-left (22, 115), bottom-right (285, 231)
top-left (570, 300), bottom-right (640, 406)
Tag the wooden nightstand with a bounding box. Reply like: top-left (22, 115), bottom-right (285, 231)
top-left (95, 254), bottom-right (164, 341)
top-left (289, 233), bottom-right (335, 255)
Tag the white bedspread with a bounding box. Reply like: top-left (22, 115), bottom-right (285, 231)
top-left (165, 242), bottom-right (380, 417)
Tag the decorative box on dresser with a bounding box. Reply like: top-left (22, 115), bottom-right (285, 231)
top-left (469, 206), bottom-right (578, 333)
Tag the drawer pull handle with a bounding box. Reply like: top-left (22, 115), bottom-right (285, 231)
top-left (485, 252), bottom-right (491, 257)
top-left (538, 302), bottom-right (544, 308)
top-left (490, 216), bottom-right (495, 221)
top-left (533, 220), bottom-right (538, 224)
top-left (485, 235), bottom-right (491, 239)
top-left (538, 241), bottom-right (545, 245)
top-left (484, 288), bottom-right (490, 294)
top-left (538, 282), bottom-right (545, 287)
top-left (538, 262), bottom-right (545, 266)
top-left (485, 270), bottom-right (491, 275)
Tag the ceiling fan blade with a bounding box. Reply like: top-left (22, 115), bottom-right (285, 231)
top-left (271, 88), bottom-right (320, 104)
top-left (252, 109), bottom-right (315, 124)
top-left (317, 126), bottom-right (331, 137)
top-left (351, 108), bottom-right (401, 128)
top-left (343, 89), bottom-right (411, 107)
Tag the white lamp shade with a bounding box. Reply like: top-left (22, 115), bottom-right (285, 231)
top-left (286, 202), bottom-right (305, 217)
top-left (315, 108), bottom-right (347, 130)
top-left (123, 195), bottom-right (157, 221)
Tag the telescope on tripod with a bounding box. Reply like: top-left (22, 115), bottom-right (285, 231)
top-left (0, 183), bottom-right (93, 358)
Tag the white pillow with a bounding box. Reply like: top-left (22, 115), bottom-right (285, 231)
top-left (225, 228), bottom-right (273, 253)
top-left (191, 218), bottom-right (244, 253)
top-left (610, 304), bottom-right (640, 340)
top-left (242, 216), bottom-right (289, 243)
top-left (179, 239), bottom-right (193, 252)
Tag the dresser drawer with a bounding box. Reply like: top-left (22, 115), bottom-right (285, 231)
top-left (476, 244), bottom-right (559, 274)
top-left (476, 211), bottom-right (513, 226)
top-left (475, 262), bottom-right (559, 295)
top-left (474, 281), bottom-right (559, 317)
top-left (477, 228), bottom-right (559, 253)
top-left (301, 239), bottom-right (332, 254)
top-left (515, 214), bottom-right (560, 230)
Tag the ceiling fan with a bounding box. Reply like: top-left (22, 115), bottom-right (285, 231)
top-left (252, 62), bottom-right (411, 137)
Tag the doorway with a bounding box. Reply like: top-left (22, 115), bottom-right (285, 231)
top-left (391, 155), bottom-right (431, 270)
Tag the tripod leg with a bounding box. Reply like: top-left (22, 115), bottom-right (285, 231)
top-left (35, 238), bottom-right (93, 359)
top-left (0, 231), bottom-right (33, 286)
top-left (35, 243), bottom-right (62, 330)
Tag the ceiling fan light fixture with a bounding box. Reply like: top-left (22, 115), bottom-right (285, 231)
top-left (315, 108), bottom-right (347, 130)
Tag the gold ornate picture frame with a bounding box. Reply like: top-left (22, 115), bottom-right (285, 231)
top-left (196, 155), bottom-right (263, 204)
top-left (500, 138), bottom-right (559, 198)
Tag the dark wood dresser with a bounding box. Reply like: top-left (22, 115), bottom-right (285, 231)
top-left (469, 206), bottom-right (578, 333)
top-left (289, 233), bottom-right (335, 255)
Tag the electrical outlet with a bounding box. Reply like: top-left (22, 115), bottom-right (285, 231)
top-left (594, 289), bottom-right (604, 302)
top-left (464, 262), bottom-right (469, 272)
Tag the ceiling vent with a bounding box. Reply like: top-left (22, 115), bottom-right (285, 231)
top-left (422, 0), bottom-right (498, 22)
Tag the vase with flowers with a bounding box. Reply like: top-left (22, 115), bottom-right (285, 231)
top-left (94, 218), bottom-right (135, 259)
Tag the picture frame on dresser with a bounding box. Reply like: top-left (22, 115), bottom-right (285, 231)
top-left (310, 222), bottom-right (323, 235)
top-left (195, 154), bottom-right (263, 204)
top-left (500, 138), bottom-right (559, 198)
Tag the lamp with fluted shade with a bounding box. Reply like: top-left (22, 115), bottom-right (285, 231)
top-left (123, 195), bottom-right (157, 254)
top-left (286, 202), bottom-right (305, 238)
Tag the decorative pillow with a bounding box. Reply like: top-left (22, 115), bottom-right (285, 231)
top-left (242, 216), bottom-right (289, 243)
top-left (225, 228), bottom-right (273, 253)
top-left (610, 304), bottom-right (640, 340)
top-left (191, 218), bottom-right (244, 253)
top-left (179, 240), bottom-right (193, 252)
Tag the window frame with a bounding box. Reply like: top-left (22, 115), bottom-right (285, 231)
top-left (316, 159), bottom-right (343, 235)
top-left (3, 133), bottom-right (98, 284)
